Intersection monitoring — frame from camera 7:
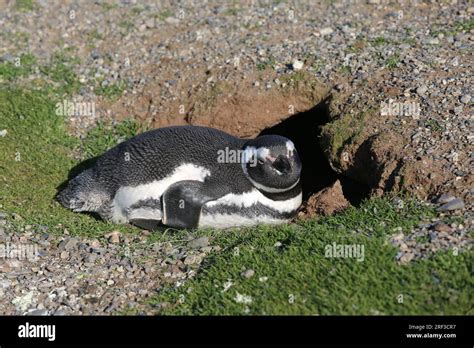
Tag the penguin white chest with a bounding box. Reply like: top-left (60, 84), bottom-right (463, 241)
top-left (199, 190), bottom-right (302, 229)
top-left (110, 163), bottom-right (210, 223)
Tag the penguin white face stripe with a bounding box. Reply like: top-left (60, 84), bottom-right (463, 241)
top-left (111, 163), bottom-right (210, 223)
top-left (205, 190), bottom-right (302, 214)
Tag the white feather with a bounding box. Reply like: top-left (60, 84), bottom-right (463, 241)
top-left (111, 163), bottom-right (210, 223)
top-left (199, 213), bottom-right (288, 229)
top-left (205, 190), bottom-right (302, 213)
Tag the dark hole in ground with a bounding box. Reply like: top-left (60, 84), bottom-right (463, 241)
top-left (258, 97), bottom-right (370, 206)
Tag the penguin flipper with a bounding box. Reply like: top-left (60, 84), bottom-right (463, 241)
top-left (162, 180), bottom-right (219, 229)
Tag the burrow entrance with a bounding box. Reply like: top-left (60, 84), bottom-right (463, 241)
top-left (258, 98), bottom-right (371, 206)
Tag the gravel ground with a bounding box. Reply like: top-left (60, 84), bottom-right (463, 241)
top-left (0, 213), bottom-right (215, 315)
top-left (0, 0), bottom-right (472, 314)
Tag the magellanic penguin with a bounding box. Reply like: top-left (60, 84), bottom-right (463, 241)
top-left (57, 125), bottom-right (302, 229)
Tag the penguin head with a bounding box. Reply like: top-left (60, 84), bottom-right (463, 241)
top-left (242, 135), bottom-right (301, 193)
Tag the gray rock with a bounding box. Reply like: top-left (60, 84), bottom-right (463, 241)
top-left (53, 309), bottom-right (68, 316)
top-left (319, 27), bottom-right (334, 36)
top-left (90, 50), bottom-right (100, 60)
top-left (184, 254), bottom-right (202, 265)
top-left (106, 231), bottom-right (121, 244)
top-left (145, 18), bottom-right (155, 28)
top-left (435, 194), bottom-right (455, 204)
top-left (58, 237), bottom-right (78, 251)
top-left (241, 269), bottom-right (255, 278)
top-left (460, 95), bottom-right (471, 104)
top-left (12, 291), bottom-right (36, 311)
top-left (27, 308), bottom-right (49, 316)
top-left (165, 17), bottom-right (180, 24)
top-left (433, 222), bottom-right (452, 233)
top-left (0, 54), bottom-right (14, 62)
top-left (436, 198), bottom-right (465, 212)
top-left (11, 213), bottom-right (23, 221)
top-left (427, 38), bottom-right (439, 45)
top-left (416, 85), bottom-right (427, 96)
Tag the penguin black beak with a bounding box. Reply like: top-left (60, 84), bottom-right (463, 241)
top-left (273, 155), bottom-right (292, 174)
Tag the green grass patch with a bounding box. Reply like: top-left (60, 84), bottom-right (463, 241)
top-left (156, 9), bottom-right (173, 21)
top-left (0, 52), bottom-right (81, 95)
top-left (81, 119), bottom-right (145, 158)
top-left (224, 7), bottom-right (240, 16)
top-left (256, 57), bottom-right (276, 71)
top-left (424, 119), bottom-right (444, 133)
top-left (94, 80), bottom-right (126, 100)
top-left (151, 198), bottom-right (472, 315)
top-left (338, 65), bottom-right (351, 75)
top-left (0, 87), bottom-right (141, 238)
top-left (15, 0), bottom-right (36, 11)
top-left (371, 36), bottom-right (388, 46)
top-left (385, 53), bottom-right (400, 69)
top-left (0, 53), bottom-right (37, 81)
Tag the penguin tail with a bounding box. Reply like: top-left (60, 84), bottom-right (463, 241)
top-left (56, 169), bottom-right (108, 213)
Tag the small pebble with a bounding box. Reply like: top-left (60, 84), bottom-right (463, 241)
top-left (436, 198), bottom-right (465, 212)
top-left (241, 269), bottom-right (255, 279)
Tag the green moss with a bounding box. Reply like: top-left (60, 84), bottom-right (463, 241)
top-left (15, 0), bottom-right (36, 11)
top-left (319, 111), bottom-right (369, 166)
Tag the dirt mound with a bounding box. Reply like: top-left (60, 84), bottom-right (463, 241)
top-left (298, 180), bottom-right (350, 218)
top-left (98, 67), bottom-right (469, 217)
